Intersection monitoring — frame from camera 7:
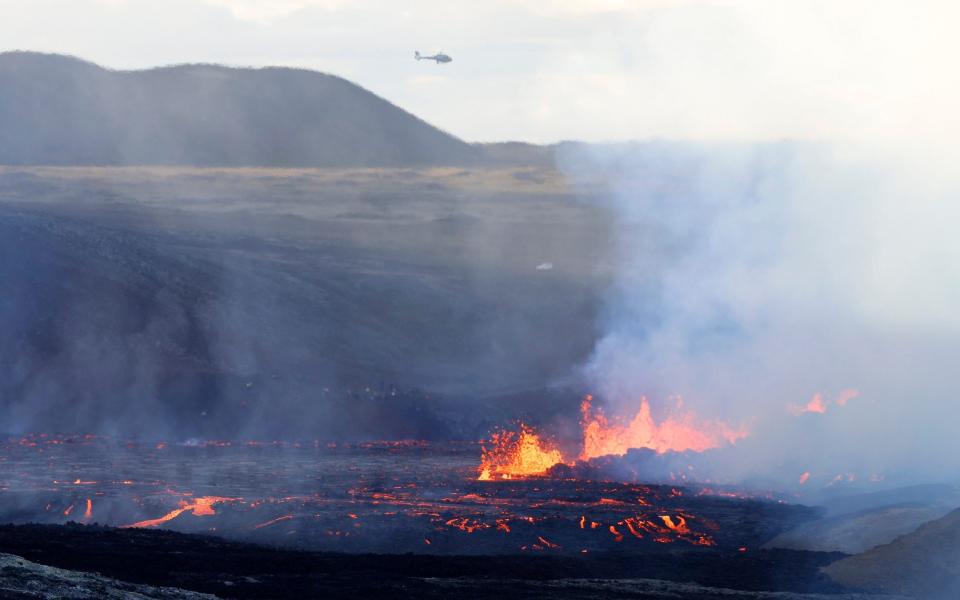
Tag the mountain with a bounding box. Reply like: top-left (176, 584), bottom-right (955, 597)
top-left (0, 52), bottom-right (479, 167)
top-left (823, 507), bottom-right (960, 599)
top-left (763, 503), bottom-right (953, 554)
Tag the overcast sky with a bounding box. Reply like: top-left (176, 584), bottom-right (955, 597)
top-left (1, 0), bottom-right (957, 144)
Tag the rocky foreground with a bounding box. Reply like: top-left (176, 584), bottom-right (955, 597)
top-left (0, 553), bottom-right (214, 599)
top-left (0, 551), bottom-right (914, 600)
top-left (0, 524), bottom-right (918, 599)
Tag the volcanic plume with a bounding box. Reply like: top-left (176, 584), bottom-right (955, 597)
top-left (547, 140), bottom-right (960, 490)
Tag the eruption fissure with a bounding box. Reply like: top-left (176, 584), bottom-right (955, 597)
top-left (478, 395), bottom-right (748, 480)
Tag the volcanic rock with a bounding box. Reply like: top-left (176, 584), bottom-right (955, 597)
top-left (0, 553), bottom-right (215, 599)
top-left (425, 578), bottom-right (913, 599)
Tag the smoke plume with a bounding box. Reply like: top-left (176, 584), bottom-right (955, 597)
top-left (557, 140), bottom-right (960, 488)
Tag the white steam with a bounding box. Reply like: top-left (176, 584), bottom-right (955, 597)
top-left (558, 139), bottom-right (960, 486)
top-left (551, 1), bottom-right (960, 488)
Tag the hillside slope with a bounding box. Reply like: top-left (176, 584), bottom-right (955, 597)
top-left (823, 507), bottom-right (960, 599)
top-left (0, 166), bottom-right (611, 440)
top-left (0, 52), bottom-right (478, 167)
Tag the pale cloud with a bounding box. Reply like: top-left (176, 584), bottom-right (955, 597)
top-left (515, 0), bottom-right (683, 16)
top-left (203, 0), bottom-right (350, 22)
top-left (407, 74), bottom-right (447, 86)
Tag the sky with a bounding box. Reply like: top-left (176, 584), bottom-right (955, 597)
top-left (1, 0), bottom-right (958, 144)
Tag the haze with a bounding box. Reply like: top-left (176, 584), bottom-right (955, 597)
top-left (2, 1), bottom-right (957, 145)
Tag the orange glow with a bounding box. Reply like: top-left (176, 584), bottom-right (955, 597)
top-left (835, 389), bottom-right (860, 407)
top-left (445, 517), bottom-right (489, 533)
top-left (477, 424), bottom-right (565, 480)
top-left (608, 525), bottom-right (624, 542)
top-left (124, 496), bottom-right (236, 528)
top-left (477, 395), bottom-right (746, 480)
top-left (254, 515), bottom-right (294, 529)
top-left (805, 393), bottom-right (827, 414)
top-left (537, 536), bottom-right (560, 549)
top-left (799, 471), bottom-right (811, 485)
top-left (83, 498), bottom-right (93, 521)
top-left (579, 395), bottom-right (747, 460)
top-left (790, 389), bottom-right (860, 415)
top-left (659, 515), bottom-right (690, 534)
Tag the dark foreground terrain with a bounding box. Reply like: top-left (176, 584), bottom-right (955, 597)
top-left (0, 524), bottom-right (895, 600)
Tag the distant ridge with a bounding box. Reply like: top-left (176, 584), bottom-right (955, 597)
top-left (823, 506), bottom-right (960, 598)
top-left (0, 51), bottom-right (481, 167)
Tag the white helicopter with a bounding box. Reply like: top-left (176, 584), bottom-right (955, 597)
top-left (415, 51), bottom-right (452, 64)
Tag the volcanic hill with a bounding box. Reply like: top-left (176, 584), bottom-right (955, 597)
top-left (823, 507), bottom-right (960, 598)
top-left (0, 51), bottom-right (479, 167)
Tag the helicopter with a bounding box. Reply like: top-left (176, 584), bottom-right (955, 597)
top-left (415, 51), bottom-right (452, 64)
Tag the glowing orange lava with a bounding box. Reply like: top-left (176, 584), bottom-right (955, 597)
top-left (254, 515), bottom-right (294, 529)
top-left (579, 395), bottom-right (747, 460)
top-left (477, 395), bottom-right (747, 480)
top-left (794, 393), bottom-right (827, 415)
top-left (477, 425), bottom-right (565, 481)
top-left (124, 496), bottom-right (236, 528)
top-left (790, 389), bottom-right (859, 415)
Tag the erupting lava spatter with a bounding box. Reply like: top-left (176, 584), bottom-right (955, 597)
top-left (478, 395), bottom-right (748, 480)
top-left (477, 425), bottom-right (565, 480)
top-left (2, 433), bottom-right (797, 553)
top-left (579, 395), bottom-right (747, 460)
top-left (789, 389), bottom-right (859, 416)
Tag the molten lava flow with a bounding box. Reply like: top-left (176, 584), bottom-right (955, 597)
top-left (579, 395), bottom-right (747, 460)
top-left (477, 395), bottom-right (747, 480)
top-left (125, 496), bottom-right (236, 528)
top-left (477, 425), bottom-right (565, 480)
top-left (659, 515), bottom-right (690, 534)
top-left (537, 536), bottom-right (560, 549)
top-left (254, 515), bottom-right (294, 529)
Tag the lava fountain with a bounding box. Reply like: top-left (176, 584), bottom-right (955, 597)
top-left (478, 395), bottom-right (748, 480)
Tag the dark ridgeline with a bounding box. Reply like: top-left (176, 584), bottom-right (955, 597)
top-left (0, 51), bottom-right (479, 167)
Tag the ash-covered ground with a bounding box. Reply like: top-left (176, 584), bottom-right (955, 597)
top-left (0, 166), bottom-right (611, 441)
top-left (0, 431), bottom-right (872, 598)
top-left (0, 433), bottom-right (810, 555)
top-left (1, 433), bottom-right (947, 598)
top-left (1, 166), bottom-right (955, 599)
top-left (0, 523), bottom-right (892, 600)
